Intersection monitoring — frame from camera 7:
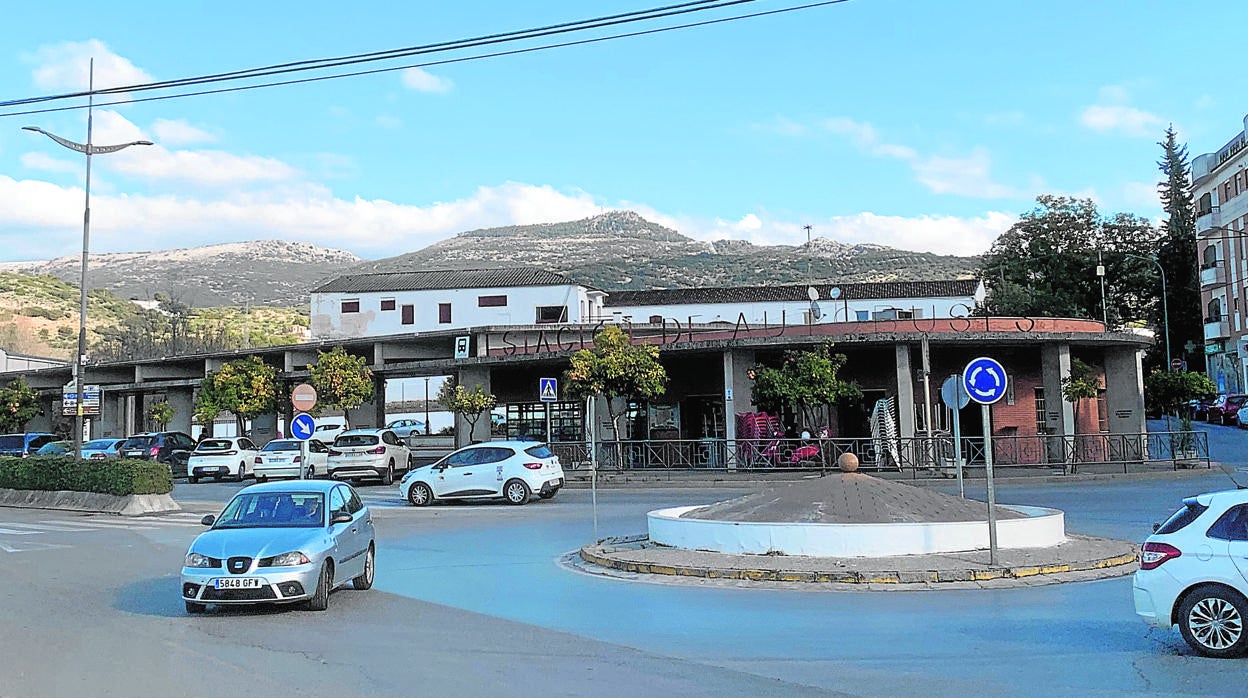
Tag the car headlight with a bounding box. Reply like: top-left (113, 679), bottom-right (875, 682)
top-left (185, 552), bottom-right (215, 568)
top-left (263, 551), bottom-right (311, 567)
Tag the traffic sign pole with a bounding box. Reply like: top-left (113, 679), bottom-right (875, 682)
top-left (983, 403), bottom-right (998, 565)
top-left (962, 357), bottom-right (1008, 566)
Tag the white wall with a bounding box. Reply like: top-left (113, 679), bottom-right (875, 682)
top-left (311, 284), bottom-right (592, 339)
top-left (605, 294), bottom-right (980, 326)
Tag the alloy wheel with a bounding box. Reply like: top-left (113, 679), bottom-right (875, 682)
top-left (1189, 597), bottom-right (1244, 651)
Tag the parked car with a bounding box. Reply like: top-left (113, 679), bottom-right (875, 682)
top-left (1238, 405), bottom-right (1248, 429)
top-left (1207, 394), bottom-right (1248, 425)
top-left (181, 480), bottom-right (375, 613)
top-left (1190, 398), bottom-right (1214, 420)
top-left (327, 429), bottom-right (412, 485)
top-left (312, 421), bottom-right (348, 443)
top-left (385, 418), bottom-right (426, 439)
top-left (1133, 488), bottom-right (1248, 658)
top-left (187, 437), bottom-right (261, 483)
top-left (119, 432), bottom-right (197, 473)
top-left (35, 440), bottom-right (73, 456)
top-left (255, 439), bottom-right (331, 481)
top-left (399, 440), bottom-right (564, 507)
top-left (81, 438), bottom-right (126, 460)
top-left (0, 432), bottom-right (56, 457)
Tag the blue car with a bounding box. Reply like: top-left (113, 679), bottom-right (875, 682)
top-left (0, 432), bottom-right (56, 457)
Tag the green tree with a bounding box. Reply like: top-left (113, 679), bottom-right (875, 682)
top-left (750, 342), bottom-right (862, 432)
top-left (1144, 369), bottom-right (1216, 419)
top-left (1060, 358), bottom-right (1101, 471)
top-left (564, 325), bottom-right (668, 446)
top-left (1156, 125), bottom-right (1204, 373)
top-left (309, 346), bottom-right (374, 424)
top-left (193, 374), bottom-right (225, 437)
top-left (147, 400), bottom-right (175, 431)
top-left (981, 195), bottom-right (1159, 326)
top-left (207, 356), bottom-right (282, 435)
top-left (0, 377), bottom-right (42, 434)
top-left (435, 376), bottom-right (497, 441)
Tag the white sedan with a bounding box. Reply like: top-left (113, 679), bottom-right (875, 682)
top-left (255, 439), bottom-right (331, 481)
top-left (187, 437), bottom-right (261, 483)
top-left (399, 440), bottom-right (564, 506)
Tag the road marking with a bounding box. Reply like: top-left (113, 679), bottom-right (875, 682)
top-left (0, 527), bottom-right (44, 535)
top-left (0, 540), bottom-right (71, 553)
top-left (37, 520), bottom-right (161, 531)
top-left (0, 522), bottom-right (97, 532)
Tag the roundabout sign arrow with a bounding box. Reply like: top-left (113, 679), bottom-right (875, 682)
top-left (962, 356), bottom-right (1008, 405)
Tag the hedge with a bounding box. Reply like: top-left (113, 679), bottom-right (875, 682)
top-left (0, 456), bottom-right (174, 496)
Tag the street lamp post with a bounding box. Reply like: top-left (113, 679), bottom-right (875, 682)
top-left (424, 377), bottom-right (431, 435)
top-left (1121, 253), bottom-right (1171, 371)
top-left (23, 59), bottom-right (153, 460)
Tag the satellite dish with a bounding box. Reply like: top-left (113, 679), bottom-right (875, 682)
top-left (829, 286), bottom-right (842, 299)
top-left (810, 301), bottom-right (822, 319)
top-left (807, 286), bottom-right (819, 301)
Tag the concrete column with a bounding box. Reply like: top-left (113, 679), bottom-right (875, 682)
top-left (1104, 347), bottom-right (1146, 435)
top-left (1041, 344), bottom-right (1075, 437)
top-left (894, 344), bottom-right (916, 438)
top-left (97, 393), bottom-right (122, 438)
top-left (166, 387), bottom-right (194, 435)
top-left (454, 365), bottom-right (492, 447)
top-left (344, 376), bottom-right (387, 430)
top-left (250, 412), bottom-right (278, 446)
top-left (28, 395), bottom-right (55, 432)
top-left (125, 394), bottom-right (137, 435)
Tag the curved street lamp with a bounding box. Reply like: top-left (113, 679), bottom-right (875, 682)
top-left (22, 59), bottom-right (153, 460)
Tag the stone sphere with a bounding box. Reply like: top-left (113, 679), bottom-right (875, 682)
top-left (837, 452), bottom-right (859, 472)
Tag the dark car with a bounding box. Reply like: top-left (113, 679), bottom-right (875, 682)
top-left (1207, 394), bottom-right (1248, 426)
top-left (119, 431), bottom-right (197, 474)
top-left (1187, 398), bottom-right (1213, 420)
top-left (0, 432), bottom-right (57, 457)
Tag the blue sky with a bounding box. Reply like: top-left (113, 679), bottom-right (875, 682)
top-left (0, 0), bottom-right (1242, 263)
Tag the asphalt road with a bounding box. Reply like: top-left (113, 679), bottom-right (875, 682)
top-left (3, 421), bottom-right (1248, 697)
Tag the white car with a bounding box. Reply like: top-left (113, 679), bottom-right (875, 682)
top-left (254, 439), bottom-right (331, 481)
top-left (399, 440), bottom-right (564, 507)
top-left (312, 421), bottom-right (348, 443)
top-left (1236, 405), bottom-right (1248, 429)
top-left (1133, 488), bottom-right (1248, 658)
top-left (327, 429), bottom-right (412, 485)
top-left (187, 437), bottom-right (261, 483)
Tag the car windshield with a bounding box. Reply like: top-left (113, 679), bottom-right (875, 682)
top-left (122, 436), bottom-right (156, 449)
top-left (196, 439), bottom-right (234, 452)
top-left (0, 435), bottom-right (23, 449)
top-left (524, 444), bottom-right (554, 458)
top-left (1156, 501), bottom-right (1208, 534)
top-left (214, 492), bottom-right (325, 528)
top-left (335, 434), bottom-right (379, 447)
top-left (84, 439), bottom-right (117, 450)
top-left (262, 441), bottom-right (301, 452)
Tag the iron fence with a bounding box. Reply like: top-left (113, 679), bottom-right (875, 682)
top-left (548, 430), bottom-right (1210, 476)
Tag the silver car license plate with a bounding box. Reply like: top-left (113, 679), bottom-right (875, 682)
top-left (214, 577), bottom-right (263, 589)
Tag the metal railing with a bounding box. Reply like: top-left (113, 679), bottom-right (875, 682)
top-left (548, 430), bottom-right (1210, 476)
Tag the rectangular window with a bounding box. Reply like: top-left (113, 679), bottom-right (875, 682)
top-left (478, 295), bottom-right (508, 307)
top-left (401, 305), bottom-right (414, 325)
top-left (380, 298), bottom-right (396, 311)
top-left (855, 310), bottom-right (869, 321)
top-left (341, 300), bottom-right (360, 314)
top-left (1034, 387), bottom-right (1047, 433)
top-left (438, 303), bottom-right (452, 324)
top-left (1097, 390), bottom-right (1109, 433)
top-left (535, 305), bottom-right (568, 323)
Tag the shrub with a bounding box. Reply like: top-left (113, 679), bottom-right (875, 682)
top-left (0, 456), bottom-right (173, 496)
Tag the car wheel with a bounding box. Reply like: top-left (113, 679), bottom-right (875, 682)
top-left (1178, 585), bottom-right (1248, 658)
top-left (305, 463), bottom-right (315, 480)
top-left (504, 479), bottom-right (530, 505)
top-left (381, 461), bottom-right (395, 486)
top-left (407, 454), bottom-right (415, 470)
top-left (408, 482), bottom-right (433, 507)
top-left (352, 545), bottom-right (375, 590)
top-left (184, 601), bottom-right (206, 614)
top-left (188, 476), bottom-right (199, 484)
top-left (305, 561), bottom-right (332, 612)
top-left (256, 475), bottom-right (267, 484)
top-left (235, 463), bottom-right (246, 482)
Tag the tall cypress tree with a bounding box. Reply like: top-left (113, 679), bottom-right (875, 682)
top-left (1156, 125), bottom-right (1203, 372)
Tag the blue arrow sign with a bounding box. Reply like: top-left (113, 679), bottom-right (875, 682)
top-left (291, 412), bottom-right (316, 440)
top-left (962, 357), bottom-right (1008, 405)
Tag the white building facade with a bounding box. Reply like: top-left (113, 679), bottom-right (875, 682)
top-left (1193, 113), bottom-right (1248, 393)
top-left (311, 268), bottom-right (606, 340)
top-left (602, 280), bottom-right (985, 326)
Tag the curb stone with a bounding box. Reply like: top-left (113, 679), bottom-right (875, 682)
top-left (0, 488), bottom-right (180, 516)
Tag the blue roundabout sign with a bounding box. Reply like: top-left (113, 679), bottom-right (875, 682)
top-left (962, 357), bottom-right (1008, 405)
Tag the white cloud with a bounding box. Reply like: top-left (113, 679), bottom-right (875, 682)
top-left (912, 148), bottom-right (1020, 199)
top-left (19, 152), bottom-right (80, 175)
top-left (400, 68), bottom-right (453, 93)
top-left (1079, 104), bottom-right (1166, 137)
top-left (22, 39), bottom-right (153, 91)
top-left (151, 119), bottom-right (215, 146)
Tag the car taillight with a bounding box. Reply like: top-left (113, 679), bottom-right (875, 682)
top-left (254, 456), bottom-right (263, 464)
top-left (293, 455), bottom-right (303, 463)
top-left (90, 453), bottom-right (105, 459)
top-left (328, 449), bottom-right (342, 456)
top-left (149, 446), bottom-right (160, 456)
top-left (367, 446), bottom-right (386, 455)
top-left (1140, 541), bottom-right (1182, 570)
top-left (523, 462), bottom-right (543, 470)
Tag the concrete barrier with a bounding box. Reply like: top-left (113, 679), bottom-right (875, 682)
top-left (0, 488), bottom-right (180, 516)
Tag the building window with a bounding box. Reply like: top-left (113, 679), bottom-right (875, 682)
top-left (649, 315), bottom-right (663, 324)
top-left (1208, 298), bottom-right (1223, 322)
top-left (855, 310), bottom-right (869, 321)
top-left (438, 303), bottom-right (452, 324)
top-left (1096, 390), bottom-right (1109, 433)
top-left (1198, 192), bottom-right (1213, 215)
top-left (380, 298), bottom-right (396, 311)
top-left (401, 305), bottom-right (414, 325)
top-left (1034, 387), bottom-right (1047, 433)
top-left (478, 295), bottom-right (508, 307)
top-left (341, 300), bottom-right (360, 314)
top-left (536, 305), bottom-right (568, 324)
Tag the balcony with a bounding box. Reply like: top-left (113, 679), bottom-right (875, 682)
top-left (1196, 207), bottom-right (1222, 233)
top-left (1204, 316), bottom-right (1230, 341)
top-left (1200, 260), bottom-right (1225, 287)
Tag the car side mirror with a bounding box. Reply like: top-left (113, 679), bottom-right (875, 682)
top-left (331, 511), bottom-right (353, 525)
top-left (201, 514), bottom-right (216, 526)
top-left (1152, 523), bottom-right (1160, 533)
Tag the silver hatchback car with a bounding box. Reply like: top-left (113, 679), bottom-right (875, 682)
top-left (181, 480), bottom-right (375, 613)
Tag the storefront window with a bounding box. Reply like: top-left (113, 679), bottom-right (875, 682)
top-left (505, 401), bottom-right (584, 443)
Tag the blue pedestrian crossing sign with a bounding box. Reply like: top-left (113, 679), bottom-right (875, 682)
top-left (539, 377), bottom-right (558, 402)
top-left (291, 412), bottom-right (316, 440)
top-left (962, 357), bottom-right (1008, 405)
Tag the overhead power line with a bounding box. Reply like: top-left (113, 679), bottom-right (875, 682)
top-left (0, 0), bottom-right (848, 118)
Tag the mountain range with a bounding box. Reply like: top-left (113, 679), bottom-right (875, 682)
top-left (7, 211), bottom-right (981, 308)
